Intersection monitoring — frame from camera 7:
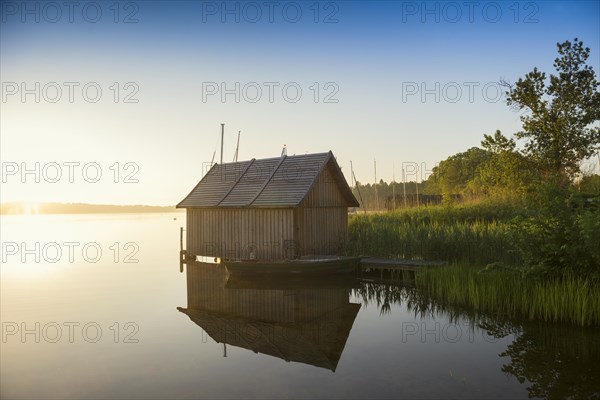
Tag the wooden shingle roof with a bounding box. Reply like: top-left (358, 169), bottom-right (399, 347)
top-left (178, 303), bottom-right (361, 371)
top-left (177, 151), bottom-right (359, 208)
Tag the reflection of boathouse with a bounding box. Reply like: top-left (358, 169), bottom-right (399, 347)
top-left (177, 263), bottom-right (361, 371)
top-left (176, 151), bottom-right (359, 261)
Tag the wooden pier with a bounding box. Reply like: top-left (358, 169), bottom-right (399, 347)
top-left (359, 257), bottom-right (447, 271)
top-left (358, 258), bottom-right (447, 281)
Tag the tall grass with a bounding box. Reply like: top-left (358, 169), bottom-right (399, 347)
top-left (348, 201), bottom-right (599, 326)
top-left (415, 264), bottom-right (600, 326)
top-left (348, 201), bottom-right (521, 264)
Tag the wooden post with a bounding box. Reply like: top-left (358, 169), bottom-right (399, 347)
top-left (180, 227), bottom-right (184, 251)
top-left (179, 226), bottom-right (185, 272)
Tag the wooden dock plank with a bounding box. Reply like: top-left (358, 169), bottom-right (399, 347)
top-left (360, 257), bottom-right (447, 271)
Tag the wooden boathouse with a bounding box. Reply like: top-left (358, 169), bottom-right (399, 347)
top-left (177, 151), bottom-right (359, 261)
top-left (178, 262), bottom-right (360, 371)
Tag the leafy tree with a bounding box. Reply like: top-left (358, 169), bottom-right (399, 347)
top-left (578, 174), bottom-right (600, 195)
top-left (424, 147), bottom-right (492, 197)
top-left (503, 38), bottom-right (600, 180)
top-left (502, 39), bottom-right (600, 276)
top-left (476, 130), bottom-right (538, 196)
top-left (481, 129), bottom-right (517, 153)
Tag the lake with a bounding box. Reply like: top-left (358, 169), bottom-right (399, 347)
top-left (1, 214), bottom-right (598, 399)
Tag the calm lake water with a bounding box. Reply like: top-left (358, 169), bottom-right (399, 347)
top-left (1, 213), bottom-right (599, 399)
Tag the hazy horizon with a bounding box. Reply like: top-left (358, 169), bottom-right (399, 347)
top-left (2, 1), bottom-right (598, 205)
top-left (0, 201), bottom-right (179, 214)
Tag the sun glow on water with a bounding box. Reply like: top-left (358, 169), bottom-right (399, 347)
top-left (22, 202), bottom-right (40, 215)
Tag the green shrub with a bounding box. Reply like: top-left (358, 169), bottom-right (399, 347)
top-left (508, 182), bottom-right (600, 277)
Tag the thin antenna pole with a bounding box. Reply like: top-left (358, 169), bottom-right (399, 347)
top-left (233, 130), bottom-right (240, 162)
top-left (220, 123), bottom-right (224, 164)
top-left (392, 163), bottom-right (396, 210)
top-left (350, 161), bottom-right (355, 187)
top-left (374, 158), bottom-right (378, 210)
top-left (402, 168), bottom-right (407, 208)
top-left (352, 168), bottom-right (367, 215)
top-left (415, 165), bottom-right (420, 208)
top-left (350, 161), bottom-right (366, 214)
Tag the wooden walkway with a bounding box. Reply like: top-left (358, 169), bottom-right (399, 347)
top-left (359, 257), bottom-right (447, 272)
top-left (358, 257), bottom-right (446, 281)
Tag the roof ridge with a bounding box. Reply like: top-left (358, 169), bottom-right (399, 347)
top-left (217, 152), bottom-right (330, 166)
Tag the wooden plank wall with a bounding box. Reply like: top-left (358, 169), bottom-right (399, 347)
top-left (301, 162), bottom-right (348, 207)
top-left (296, 162), bottom-right (349, 256)
top-left (186, 263), bottom-right (353, 323)
top-left (294, 207), bottom-right (348, 256)
top-left (186, 208), bottom-right (295, 260)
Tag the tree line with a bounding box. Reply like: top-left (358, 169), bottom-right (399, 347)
top-left (351, 39), bottom-right (599, 277)
top-left (351, 39), bottom-right (599, 211)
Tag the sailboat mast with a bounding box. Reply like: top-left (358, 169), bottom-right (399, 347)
top-left (233, 131), bottom-right (240, 162)
top-left (392, 163), bottom-right (396, 210)
top-left (415, 166), bottom-right (420, 207)
top-left (220, 123), bottom-right (225, 164)
top-left (402, 168), bottom-right (407, 208)
top-left (374, 158), bottom-right (378, 210)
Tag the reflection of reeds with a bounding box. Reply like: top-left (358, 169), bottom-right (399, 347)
top-left (415, 264), bottom-right (600, 327)
top-left (353, 281), bottom-right (409, 316)
top-left (355, 269), bottom-right (600, 327)
top-left (347, 203), bottom-right (519, 265)
top-left (354, 279), bottom-right (600, 397)
top-left (353, 280), bottom-right (520, 334)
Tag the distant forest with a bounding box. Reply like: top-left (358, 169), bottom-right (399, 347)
top-left (350, 154), bottom-right (600, 211)
top-left (351, 181), bottom-right (430, 211)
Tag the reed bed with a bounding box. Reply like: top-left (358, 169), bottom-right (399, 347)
top-left (348, 202), bottom-right (520, 264)
top-left (415, 264), bottom-right (600, 326)
top-left (348, 202), bottom-right (599, 326)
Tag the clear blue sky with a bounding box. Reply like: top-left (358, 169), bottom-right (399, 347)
top-left (1, 1), bottom-right (599, 205)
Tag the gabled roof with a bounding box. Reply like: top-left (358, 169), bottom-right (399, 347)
top-left (177, 151), bottom-right (359, 208)
top-left (177, 303), bottom-right (361, 371)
